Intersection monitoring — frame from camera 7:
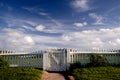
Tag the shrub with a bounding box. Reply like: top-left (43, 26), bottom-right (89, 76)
top-left (69, 63), bottom-right (82, 73)
top-left (73, 67), bottom-right (120, 80)
top-left (0, 56), bottom-right (9, 69)
top-left (89, 54), bottom-right (109, 67)
top-left (0, 67), bottom-right (42, 80)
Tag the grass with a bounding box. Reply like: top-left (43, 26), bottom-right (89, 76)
top-left (73, 66), bottom-right (120, 80)
top-left (0, 67), bottom-right (43, 80)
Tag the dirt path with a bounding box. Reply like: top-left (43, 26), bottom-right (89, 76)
top-left (41, 71), bottom-right (66, 80)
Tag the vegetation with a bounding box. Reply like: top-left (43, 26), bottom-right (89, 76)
top-left (89, 54), bottom-right (109, 67)
top-left (0, 56), bottom-right (9, 69)
top-left (0, 67), bottom-right (43, 80)
top-left (69, 54), bottom-right (120, 80)
top-left (0, 56), bottom-right (43, 80)
top-left (73, 66), bottom-right (120, 80)
top-left (69, 54), bottom-right (109, 70)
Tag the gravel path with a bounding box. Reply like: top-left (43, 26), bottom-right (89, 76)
top-left (41, 71), bottom-right (66, 80)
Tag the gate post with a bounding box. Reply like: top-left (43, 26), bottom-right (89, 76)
top-left (42, 51), bottom-right (47, 70)
top-left (43, 51), bottom-right (48, 70)
top-left (63, 48), bottom-right (67, 71)
top-left (66, 49), bottom-right (71, 70)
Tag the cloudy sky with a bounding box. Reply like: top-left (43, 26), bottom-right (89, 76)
top-left (0, 0), bottom-right (120, 51)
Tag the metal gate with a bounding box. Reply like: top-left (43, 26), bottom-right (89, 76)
top-left (43, 49), bottom-right (67, 71)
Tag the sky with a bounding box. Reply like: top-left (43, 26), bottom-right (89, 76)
top-left (0, 0), bottom-right (120, 51)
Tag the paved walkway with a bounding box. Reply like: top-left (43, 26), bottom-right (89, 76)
top-left (41, 71), bottom-right (66, 80)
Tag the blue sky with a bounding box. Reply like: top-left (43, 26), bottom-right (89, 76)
top-left (1, 0), bottom-right (120, 51)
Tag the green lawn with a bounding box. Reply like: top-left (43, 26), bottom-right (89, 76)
top-left (0, 67), bottom-right (43, 80)
top-left (73, 66), bottom-right (120, 80)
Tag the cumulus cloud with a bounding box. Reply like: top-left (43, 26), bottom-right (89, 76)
top-left (35, 25), bottom-right (45, 31)
top-left (91, 38), bottom-right (103, 47)
top-left (0, 27), bottom-right (64, 51)
top-left (0, 28), bottom-right (35, 51)
top-left (61, 27), bottom-right (120, 49)
top-left (24, 36), bottom-right (34, 44)
top-left (71, 0), bottom-right (91, 12)
top-left (116, 38), bottom-right (120, 44)
top-left (35, 24), bottom-right (66, 33)
top-left (109, 38), bottom-right (120, 46)
top-left (73, 22), bottom-right (87, 27)
top-left (1, 27), bottom-right (120, 51)
top-left (89, 13), bottom-right (103, 25)
top-left (62, 35), bottom-right (72, 41)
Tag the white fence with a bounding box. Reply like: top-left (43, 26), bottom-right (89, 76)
top-left (67, 49), bottom-right (120, 66)
top-left (0, 50), bottom-right (43, 68)
top-left (0, 49), bottom-right (120, 71)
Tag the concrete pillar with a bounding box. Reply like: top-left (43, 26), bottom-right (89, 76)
top-left (66, 49), bottom-right (70, 70)
top-left (63, 49), bottom-right (67, 70)
top-left (43, 51), bottom-right (49, 70)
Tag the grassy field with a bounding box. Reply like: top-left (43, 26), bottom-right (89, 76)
top-left (0, 67), bottom-right (43, 80)
top-left (73, 66), bottom-right (120, 80)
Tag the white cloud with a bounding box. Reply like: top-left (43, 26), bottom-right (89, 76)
top-left (23, 7), bottom-right (38, 13)
top-left (91, 38), bottom-right (103, 46)
top-left (38, 12), bottom-right (48, 16)
top-left (89, 13), bottom-right (103, 25)
top-left (32, 35), bottom-right (61, 44)
top-left (71, 0), bottom-right (91, 11)
top-left (108, 38), bottom-right (120, 46)
top-left (0, 28), bottom-right (65, 51)
top-left (115, 38), bottom-right (120, 44)
top-left (35, 24), bottom-right (66, 33)
top-left (23, 7), bottom-right (62, 28)
top-left (2, 15), bottom-right (65, 34)
top-left (74, 22), bottom-right (87, 27)
top-left (0, 28), bottom-right (36, 51)
top-left (23, 6), bottom-right (62, 27)
top-left (2, 17), bottom-right (37, 30)
top-left (61, 27), bottom-right (120, 48)
top-left (24, 21), bottom-right (37, 26)
top-left (24, 36), bottom-right (34, 44)
top-left (46, 16), bottom-right (62, 27)
top-left (22, 25), bottom-right (35, 31)
top-left (62, 35), bottom-right (72, 41)
top-left (1, 26), bottom-right (120, 51)
top-left (108, 41), bottom-right (117, 46)
top-left (35, 25), bottom-right (45, 31)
